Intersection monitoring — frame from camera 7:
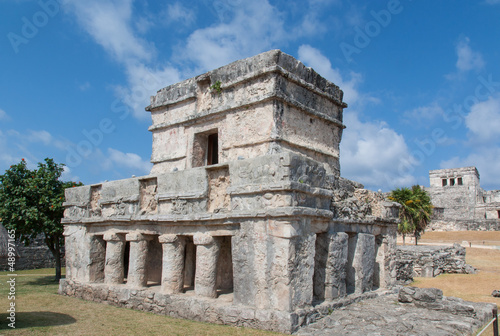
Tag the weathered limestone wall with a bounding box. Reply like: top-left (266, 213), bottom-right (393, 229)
top-left (146, 50), bottom-right (346, 176)
top-left (428, 219), bottom-right (500, 231)
top-left (395, 244), bottom-right (476, 284)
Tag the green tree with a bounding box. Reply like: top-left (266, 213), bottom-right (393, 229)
top-left (0, 158), bottom-right (82, 280)
top-left (389, 185), bottom-right (433, 245)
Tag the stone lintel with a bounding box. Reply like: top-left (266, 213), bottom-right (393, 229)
top-left (227, 181), bottom-right (334, 198)
top-left (63, 201), bottom-right (88, 207)
top-left (99, 195), bottom-right (140, 205)
top-left (311, 221), bottom-right (329, 234)
top-left (158, 192), bottom-right (206, 201)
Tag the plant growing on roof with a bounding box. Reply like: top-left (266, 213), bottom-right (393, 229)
top-left (210, 80), bottom-right (223, 95)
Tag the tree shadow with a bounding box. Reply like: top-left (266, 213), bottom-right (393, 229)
top-left (0, 311), bottom-right (76, 330)
top-left (25, 276), bottom-right (60, 286)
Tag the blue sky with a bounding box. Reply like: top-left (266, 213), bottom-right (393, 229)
top-left (1, 0), bottom-right (500, 192)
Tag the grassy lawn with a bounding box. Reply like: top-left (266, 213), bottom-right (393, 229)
top-left (411, 231), bottom-right (500, 335)
top-left (0, 268), bottom-right (282, 336)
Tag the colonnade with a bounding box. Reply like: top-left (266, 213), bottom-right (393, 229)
top-left (99, 232), bottom-right (224, 298)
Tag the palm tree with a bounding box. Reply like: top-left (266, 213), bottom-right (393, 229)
top-left (389, 185), bottom-right (433, 245)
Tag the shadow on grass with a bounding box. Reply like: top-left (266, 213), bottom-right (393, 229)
top-left (0, 311), bottom-right (76, 330)
top-left (25, 276), bottom-right (59, 286)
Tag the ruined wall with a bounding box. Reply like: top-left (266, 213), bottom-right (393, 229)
top-left (330, 177), bottom-right (399, 220)
top-left (395, 244), bottom-right (476, 284)
top-left (0, 232), bottom-right (64, 271)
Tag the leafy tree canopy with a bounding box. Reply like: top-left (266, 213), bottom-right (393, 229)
top-left (0, 158), bottom-right (82, 279)
top-left (389, 185), bottom-right (433, 245)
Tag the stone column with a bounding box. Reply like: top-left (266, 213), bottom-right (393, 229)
top-left (193, 233), bottom-right (220, 298)
top-left (324, 232), bottom-right (349, 300)
top-left (349, 233), bottom-right (376, 294)
top-left (159, 234), bottom-right (186, 294)
top-left (89, 235), bottom-right (106, 283)
top-left (103, 232), bottom-right (125, 285)
top-left (126, 232), bottom-right (151, 288)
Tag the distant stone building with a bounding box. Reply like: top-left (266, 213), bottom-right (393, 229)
top-left (59, 50), bottom-right (400, 334)
top-left (426, 167), bottom-right (500, 231)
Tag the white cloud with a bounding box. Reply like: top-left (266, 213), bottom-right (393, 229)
top-left (296, 45), bottom-right (413, 190)
top-left (440, 94), bottom-right (500, 189)
top-left (0, 129), bottom-right (73, 171)
top-left (0, 130), bottom-right (39, 173)
top-left (0, 109), bottom-right (9, 121)
top-left (166, 2), bottom-right (195, 26)
top-left (61, 166), bottom-right (80, 183)
top-left (465, 94), bottom-right (500, 143)
top-left (308, 0), bottom-right (341, 5)
top-left (297, 44), bottom-right (361, 104)
top-left (27, 130), bottom-right (52, 145)
top-left (402, 103), bottom-right (444, 127)
top-left (455, 37), bottom-right (485, 72)
top-left (294, 0), bottom-right (341, 38)
top-left (62, 0), bottom-right (181, 119)
top-left (79, 82), bottom-right (91, 91)
top-left (114, 63), bottom-right (181, 119)
top-left (63, 0), bottom-right (151, 63)
top-left (180, 0), bottom-right (286, 71)
top-left (106, 148), bottom-right (152, 175)
top-left (297, 13), bottom-right (326, 37)
top-left (0, 128), bottom-right (150, 184)
top-left (62, 0), bottom-right (362, 120)
top-left (25, 130), bottom-right (71, 151)
top-left (340, 112), bottom-right (416, 190)
top-left (0, 131), bottom-right (20, 171)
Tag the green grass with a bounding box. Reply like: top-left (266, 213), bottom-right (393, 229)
top-left (0, 269), bottom-right (282, 335)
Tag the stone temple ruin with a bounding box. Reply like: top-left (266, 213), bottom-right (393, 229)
top-left (59, 50), bottom-right (400, 333)
top-left (426, 167), bottom-right (500, 231)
